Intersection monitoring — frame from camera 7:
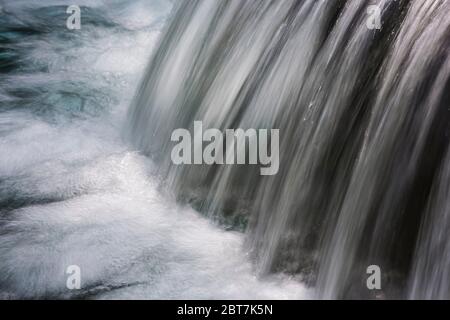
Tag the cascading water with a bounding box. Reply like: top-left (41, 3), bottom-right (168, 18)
top-left (128, 0), bottom-right (450, 299)
top-left (0, 0), bottom-right (308, 299)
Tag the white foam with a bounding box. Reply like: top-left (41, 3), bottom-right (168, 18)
top-left (0, 0), bottom-right (310, 299)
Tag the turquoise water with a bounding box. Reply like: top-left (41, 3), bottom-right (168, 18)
top-left (0, 1), bottom-right (308, 299)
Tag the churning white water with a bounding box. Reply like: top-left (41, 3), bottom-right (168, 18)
top-left (0, 0), bottom-right (309, 299)
top-left (127, 0), bottom-right (450, 299)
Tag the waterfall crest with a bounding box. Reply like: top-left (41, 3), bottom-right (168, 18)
top-left (127, 0), bottom-right (450, 299)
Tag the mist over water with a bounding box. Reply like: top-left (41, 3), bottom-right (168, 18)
top-left (0, 0), bottom-right (308, 299)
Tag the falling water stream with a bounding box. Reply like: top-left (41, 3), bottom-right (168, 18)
top-left (128, 0), bottom-right (450, 299)
top-left (0, 0), bottom-right (449, 300)
top-left (0, 0), bottom-right (308, 299)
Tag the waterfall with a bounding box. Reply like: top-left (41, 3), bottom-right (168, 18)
top-left (127, 0), bottom-right (450, 299)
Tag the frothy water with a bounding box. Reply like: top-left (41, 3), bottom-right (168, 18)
top-left (128, 0), bottom-right (450, 299)
top-left (0, 0), bottom-right (309, 299)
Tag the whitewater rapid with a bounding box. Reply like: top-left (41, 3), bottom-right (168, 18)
top-left (0, 0), bottom-right (309, 299)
